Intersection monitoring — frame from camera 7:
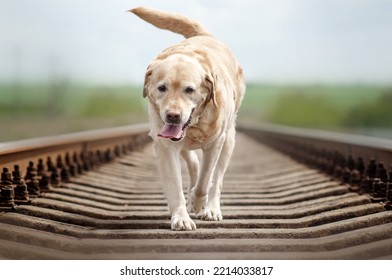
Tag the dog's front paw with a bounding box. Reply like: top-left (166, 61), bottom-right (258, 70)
top-left (200, 207), bottom-right (223, 221)
top-left (187, 190), bottom-right (207, 214)
top-left (171, 214), bottom-right (197, 231)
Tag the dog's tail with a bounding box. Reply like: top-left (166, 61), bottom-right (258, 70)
top-left (130, 7), bottom-right (212, 39)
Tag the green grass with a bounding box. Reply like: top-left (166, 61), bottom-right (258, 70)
top-left (239, 83), bottom-right (391, 129)
top-left (0, 82), bottom-right (391, 141)
top-left (0, 83), bottom-right (146, 118)
top-left (0, 83), bottom-right (148, 141)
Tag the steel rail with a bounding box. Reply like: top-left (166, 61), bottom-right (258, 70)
top-left (0, 124), bottom-right (151, 211)
top-left (239, 123), bottom-right (392, 208)
top-left (239, 123), bottom-right (392, 161)
top-left (0, 123), bottom-right (150, 170)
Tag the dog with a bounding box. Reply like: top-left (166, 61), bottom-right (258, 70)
top-left (131, 7), bottom-right (245, 230)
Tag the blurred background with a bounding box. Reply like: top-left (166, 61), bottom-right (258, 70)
top-left (1, 0), bottom-right (391, 142)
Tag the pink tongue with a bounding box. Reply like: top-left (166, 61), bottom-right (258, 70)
top-left (158, 124), bottom-right (183, 139)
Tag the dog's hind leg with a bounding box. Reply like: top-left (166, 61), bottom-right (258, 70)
top-left (188, 132), bottom-right (226, 215)
top-left (181, 150), bottom-right (200, 211)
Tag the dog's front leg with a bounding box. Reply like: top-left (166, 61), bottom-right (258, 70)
top-left (202, 125), bottom-right (236, 221)
top-left (189, 132), bottom-right (226, 215)
top-left (154, 142), bottom-right (196, 231)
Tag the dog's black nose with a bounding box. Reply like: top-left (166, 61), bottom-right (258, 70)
top-left (166, 111), bottom-right (181, 124)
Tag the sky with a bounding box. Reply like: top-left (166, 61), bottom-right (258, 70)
top-left (1, 0), bottom-right (392, 85)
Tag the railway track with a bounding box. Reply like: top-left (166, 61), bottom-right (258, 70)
top-left (0, 123), bottom-right (391, 259)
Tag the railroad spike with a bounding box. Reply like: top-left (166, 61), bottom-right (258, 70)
top-left (356, 157), bottom-right (366, 176)
top-left (371, 178), bottom-right (387, 201)
top-left (104, 148), bottom-right (113, 162)
top-left (333, 164), bottom-right (343, 179)
top-left (0, 168), bottom-right (17, 210)
top-left (39, 172), bottom-right (52, 192)
top-left (60, 166), bottom-right (71, 182)
top-left (56, 155), bottom-right (64, 170)
top-left (0, 186), bottom-right (16, 211)
top-left (50, 167), bottom-right (61, 188)
top-left (114, 145), bottom-right (121, 157)
top-left (37, 158), bottom-right (46, 177)
top-left (367, 158), bottom-right (377, 179)
top-left (96, 150), bottom-right (104, 164)
top-left (56, 155), bottom-right (71, 182)
top-left (347, 155), bottom-right (356, 171)
top-left (350, 169), bottom-right (362, 185)
top-left (360, 176), bottom-right (374, 194)
top-left (47, 157), bottom-right (55, 173)
top-left (1, 167), bottom-right (13, 188)
top-left (72, 152), bottom-right (83, 175)
top-left (342, 167), bottom-right (351, 183)
top-left (386, 182), bottom-right (392, 210)
top-left (25, 161), bottom-right (40, 197)
top-left (80, 151), bottom-right (91, 172)
top-left (36, 158), bottom-right (53, 192)
top-left (389, 164), bottom-right (392, 182)
top-left (376, 162), bottom-right (388, 182)
top-left (121, 144), bottom-right (128, 155)
top-left (12, 165), bottom-right (30, 204)
top-left (88, 151), bottom-right (96, 169)
top-left (12, 165), bottom-right (22, 181)
top-left (65, 152), bottom-right (77, 177)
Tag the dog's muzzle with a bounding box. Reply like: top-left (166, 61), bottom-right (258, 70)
top-left (158, 109), bottom-right (194, 141)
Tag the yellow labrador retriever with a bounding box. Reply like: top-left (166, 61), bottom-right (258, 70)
top-left (131, 7), bottom-right (245, 230)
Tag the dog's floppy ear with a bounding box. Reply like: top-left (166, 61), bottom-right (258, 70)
top-left (205, 73), bottom-right (218, 107)
top-left (142, 67), bottom-right (153, 98)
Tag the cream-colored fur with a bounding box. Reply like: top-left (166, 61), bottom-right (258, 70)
top-left (131, 7), bottom-right (245, 230)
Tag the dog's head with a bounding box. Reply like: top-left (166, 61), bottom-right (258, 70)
top-left (143, 53), bottom-right (216, 141)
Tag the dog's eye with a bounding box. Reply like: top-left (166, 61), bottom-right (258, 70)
top-left (184, 86), bottom-right (195, 94)
top-left (157, 85), bottom-right (167, 93)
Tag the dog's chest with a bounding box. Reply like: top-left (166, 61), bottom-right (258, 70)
top-left (183, 121), bottom-right (221, 149)
top-left (183, 127), bottom-right (206, 149)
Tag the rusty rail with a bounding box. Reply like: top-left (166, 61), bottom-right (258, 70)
top-left (240, 123), bottom-right (392, 209)
top-left (0, 124), bottom-right (151, 211)
top-left (0, 124), bottom-right (150, 169)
